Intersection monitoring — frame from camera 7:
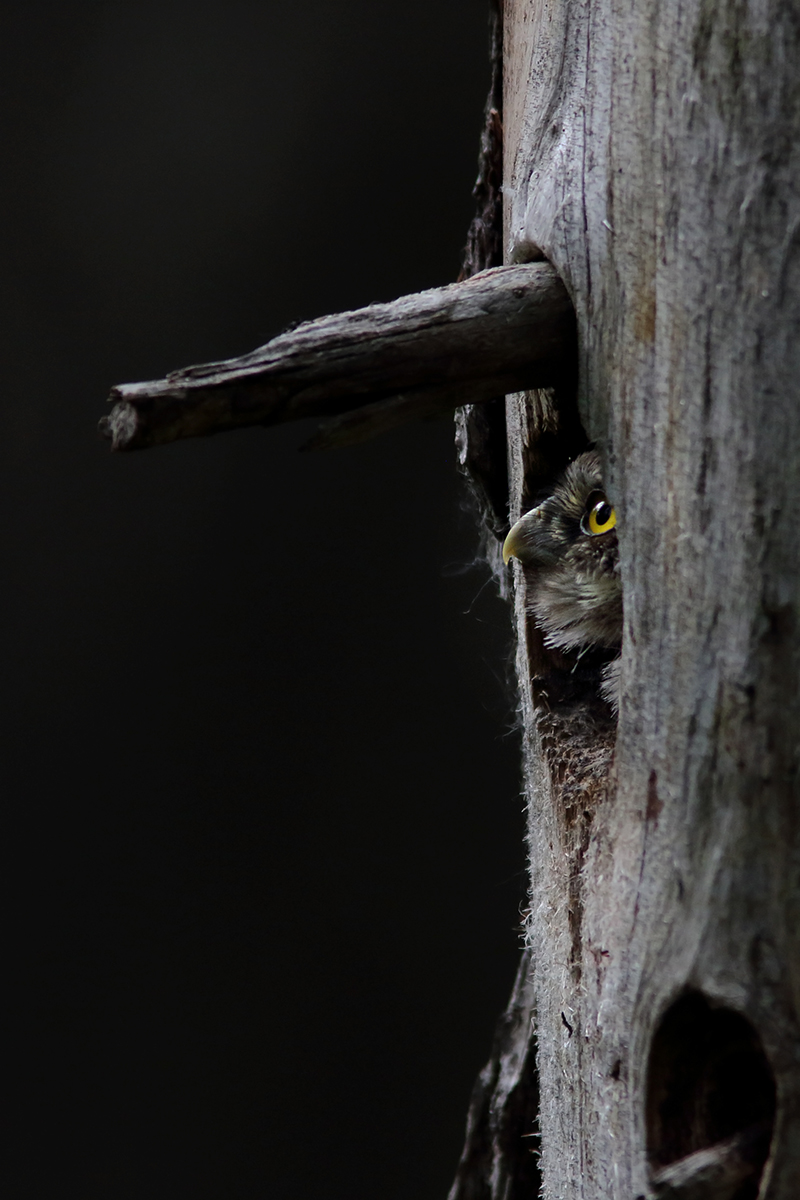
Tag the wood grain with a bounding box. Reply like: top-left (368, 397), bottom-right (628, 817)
top-left (503, 0), bottom-right (800, 1197)
top-left (98, 262), bottom-right (575, 452)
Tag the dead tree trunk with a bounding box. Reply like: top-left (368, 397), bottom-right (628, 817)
top-left (487, 0), bottom-right (800, 1197)
top-left (97, 2), bottom-right (800, 1195)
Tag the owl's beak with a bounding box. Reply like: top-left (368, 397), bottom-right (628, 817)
top-left (502, 508), bottom-right (542, 565)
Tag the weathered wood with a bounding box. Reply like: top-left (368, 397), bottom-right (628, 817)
top-left (454, 0), bottom-right (513, 559)
top-left (304, 378), bottom-right (516, 454)
top-left (98, 263), bottom-right (575, 452)
top-left (447, 951), bottom-right (540, 1200)
top-left (502, 0), bottom-right (800, 1198)
top-left (649, 1123), bottom-right (773, 1200)
top-left (458, 0), bottom-right (504, 286)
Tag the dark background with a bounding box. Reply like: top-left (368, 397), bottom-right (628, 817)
top-left (2, 4), bottom-right (524, 1197)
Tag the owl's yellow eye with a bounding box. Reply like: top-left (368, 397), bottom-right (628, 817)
top-left (584, 496), bottom-right (616, 536)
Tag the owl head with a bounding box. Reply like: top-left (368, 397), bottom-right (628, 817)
top-left (502, 450), bottom-right (622, 667)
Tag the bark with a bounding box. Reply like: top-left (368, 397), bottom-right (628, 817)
top-left (98, 263), bottom-right (575, 452)
top-left (499, 0), bottom-right (800, 1198)
top-left (93, 3), bottom-right (800, 1195)
top-left (455, 0), bottom-right (511, 557)
top-left (447, 951), bottom-right (541, 1200)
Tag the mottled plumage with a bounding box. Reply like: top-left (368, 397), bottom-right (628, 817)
top-left (503, 451), bottom-right (622, 705)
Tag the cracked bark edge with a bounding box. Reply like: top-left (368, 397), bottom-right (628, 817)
top-left (447, 949), bottom-right (541, 1200)
top-left (455, 0), bottom-right (514, 557)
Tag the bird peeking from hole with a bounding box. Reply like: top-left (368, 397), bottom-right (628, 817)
top-left (502, 450), bottom-right (622, 708)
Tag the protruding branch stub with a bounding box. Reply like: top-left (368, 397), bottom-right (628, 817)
top-left (98, 262), bottom-right (576, 453)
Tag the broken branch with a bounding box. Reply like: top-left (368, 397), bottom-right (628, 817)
top-left (98, 262), bottom-right (575, 452)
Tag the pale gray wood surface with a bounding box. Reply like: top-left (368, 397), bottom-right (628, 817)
top-left (503, 0), bottom-right (800, 1197)
top-left (98, 263), bottom-right (574, 451)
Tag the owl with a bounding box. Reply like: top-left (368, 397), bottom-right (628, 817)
top-left (502, 450), bottom-right (622, 706)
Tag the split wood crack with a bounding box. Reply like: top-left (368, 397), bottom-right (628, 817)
top-left (98, 262), bottom-right (575, 453)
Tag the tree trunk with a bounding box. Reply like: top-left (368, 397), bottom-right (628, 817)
top-left (90, 2), bottom-right (800, 1191)
top-left (491, 0), bottom-right (800, 1197)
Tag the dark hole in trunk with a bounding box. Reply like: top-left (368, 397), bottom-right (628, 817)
top-left (647, 992), bottom-right (776, 1199)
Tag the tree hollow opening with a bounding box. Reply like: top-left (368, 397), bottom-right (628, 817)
top-left (646, 992), bottom-right (776, 1197)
